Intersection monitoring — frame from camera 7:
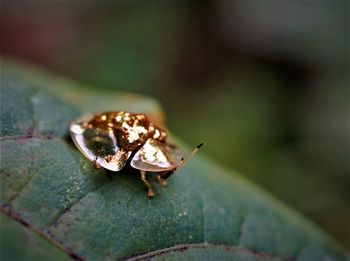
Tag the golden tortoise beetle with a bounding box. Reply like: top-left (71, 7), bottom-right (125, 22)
top-left (70, 111), bottom-right (202, 197)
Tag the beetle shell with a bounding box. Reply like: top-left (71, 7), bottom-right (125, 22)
top-left (70, 111), bottom-right (183, 174)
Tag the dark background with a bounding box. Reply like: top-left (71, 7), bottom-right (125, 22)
top-left (1, 1), bottom-right (349, 247)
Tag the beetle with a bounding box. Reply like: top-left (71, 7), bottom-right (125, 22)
top-left (70, 111), bottom-right (202, 197)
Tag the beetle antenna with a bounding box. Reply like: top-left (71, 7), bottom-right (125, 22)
top-left (177, 143), bottom-right (204, 172)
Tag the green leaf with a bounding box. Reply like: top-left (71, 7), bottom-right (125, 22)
top-left (0, 61), bottom-right (347, 261)
top-left (127, 244), bottom-right (282, 261)
top-left (0, 212), bottom-right (71, 261)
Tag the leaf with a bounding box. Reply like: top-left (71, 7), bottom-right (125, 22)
top-left (127, 244), bottom-right (283, 261)
top-left (0, 61), bottom-right (347, 261)
top-left (0, 212), bottom-right (71, 261)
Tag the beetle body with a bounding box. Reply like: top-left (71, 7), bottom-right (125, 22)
top-left (70, 111), bottom-right (184, 197)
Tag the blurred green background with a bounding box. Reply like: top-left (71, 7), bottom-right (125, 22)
top-left (1, 1), bottom-right (349, 247)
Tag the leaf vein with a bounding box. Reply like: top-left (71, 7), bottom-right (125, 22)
top-left (124, 243), bottom-right (288, 261)
top-left (0, 205), bottom-right (84, 261)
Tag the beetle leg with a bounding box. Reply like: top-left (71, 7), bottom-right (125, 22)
top-left (157, 174), bottom-right (168, 187)
top-left (93, 156), bottom-right (101, 169)
top-left (140, 170), bottom-right (155, 198)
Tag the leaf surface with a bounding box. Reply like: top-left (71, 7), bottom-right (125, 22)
top-left (0, 61), bottom-right (347, 260)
